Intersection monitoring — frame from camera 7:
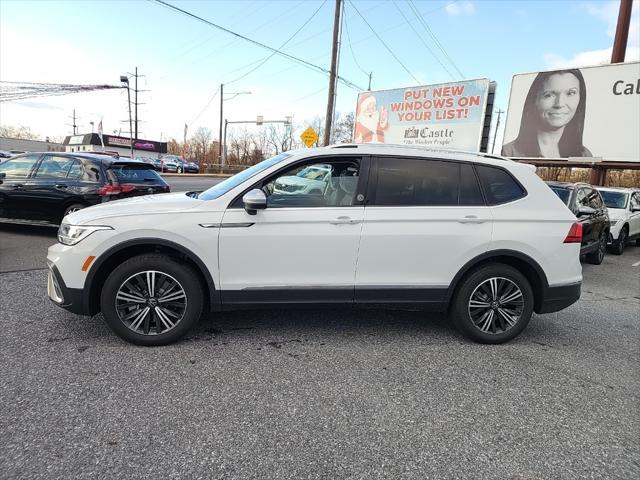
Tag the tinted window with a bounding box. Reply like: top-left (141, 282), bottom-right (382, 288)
top-left (264, 160), bottom-right (359, 208)
top-left (109, 164), bottom-right (164, 183)
top-left (0, 154), bottom-right (40, 177)
top-left (375, 158), bottom-right (459, 206)
top-left (459, 163), bottom-right (484, 206)
top-left (80, 160), bottom-right (102, 182)
top-left (476, 165), bottom-right (525, 205)
top-left (549, 186), bottom-right (571, 205)
top-left (34, 155), bottom-right (75, 178)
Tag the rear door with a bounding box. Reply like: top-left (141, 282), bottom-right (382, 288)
top-left (355, 156), bottom-right (492, 305)
top-left (0, 154), bottom-right (42, 219)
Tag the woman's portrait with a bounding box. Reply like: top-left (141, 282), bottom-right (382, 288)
top-left (502, 69), bottom-right (592, 158)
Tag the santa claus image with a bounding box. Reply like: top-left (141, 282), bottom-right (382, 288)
top-left (354, 93), bottom-right (388, 143)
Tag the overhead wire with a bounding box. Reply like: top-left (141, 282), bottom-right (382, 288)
top-left (151, 0), bottom-right (363, 91)
top-left (391, 0), bottom-right (456, 81)
top-left (347, 0), bottom-right (421, 85)
top-left (343, 13), bottom-right (369, 78)
top-left (406, 0), bottom-right (465, 79)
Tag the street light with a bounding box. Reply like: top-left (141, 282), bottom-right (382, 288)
top-left (218, 83), bottom-right (252, 171)
top-left (120, 75), bottom-right (133, 157)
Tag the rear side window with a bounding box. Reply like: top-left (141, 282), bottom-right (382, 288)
top-left (476, 165), bottom-right (525, 205)
top-left (110, 165), bottom-right (164, 183)
top-left (374, 158), bottom-right (460, 206)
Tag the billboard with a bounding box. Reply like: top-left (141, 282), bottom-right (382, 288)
top-left (502, 62), bottom-right (640, 162)
top-left (354, 79), bottom-right (494, 151)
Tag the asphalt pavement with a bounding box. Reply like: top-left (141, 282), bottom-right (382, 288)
top-left (1, 198), bottom-right (639, 478)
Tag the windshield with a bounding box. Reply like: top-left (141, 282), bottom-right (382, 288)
top-left (599, 190), bottom-right (628, 209)
top-left (198, 153), bottom-right (291, 200)
top-left (549, 186), bottom-right (571, 205)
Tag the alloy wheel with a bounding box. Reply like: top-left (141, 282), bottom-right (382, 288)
top-left (598, 235), bottom-right (606, 261)
top-left (468, 277), bottom-right (524, 334)
top-left (115, 270), bottom-right (187, 335)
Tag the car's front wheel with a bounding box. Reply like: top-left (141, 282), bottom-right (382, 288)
top-left (100, 254), bottom-right (203, 346)
top-left (450, 264), bottom-right (534, 344)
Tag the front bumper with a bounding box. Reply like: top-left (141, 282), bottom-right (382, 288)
top-left (47, 263), bottom-right (90, 315)
top-left (536, 282), bottom-right (581, 314)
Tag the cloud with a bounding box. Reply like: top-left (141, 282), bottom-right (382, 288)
top-left (445, 1), bottom-right (475, 16)
top-left (544, 46), bottom-right (640, 69)
top-left (583, 0), bottom-right (639, 46)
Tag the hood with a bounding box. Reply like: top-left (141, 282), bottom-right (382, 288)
top-left (65, 192), bottom-right (202, 225)
top-left (607, 208), bottom-right (625, 221)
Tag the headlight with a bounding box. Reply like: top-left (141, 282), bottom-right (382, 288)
top-left (58, 224), bottom-right (113, 246)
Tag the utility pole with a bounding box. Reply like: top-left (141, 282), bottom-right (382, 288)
top-left (323, 0), bottom-right (342, 146)
top-left (611, 0), bottom-right (633, 63)
top-left (491, 109), bottom-right (504, 154)
top-left (219, 83), bottom-right (224, 166)
top-left (368, 72), bottom-right (372, 91)
top-left (67, 109), bottom-right (78, 135)
top-left (134, 67), bottom-right (138, 140)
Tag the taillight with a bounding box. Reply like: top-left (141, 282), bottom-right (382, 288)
top-left (564, 223), bottom-right (583, 243)
top-left (97, 183), bottom-right (136, 196)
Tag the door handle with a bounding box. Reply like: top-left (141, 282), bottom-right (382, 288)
top-left (329, 216), bottom-right (360, 225)
top-left (12, 184), bottom-right (24, 190)
top-left (458, 215), bottom-right (486, 224)
top-left (55, 184), bottom-right (68, 189)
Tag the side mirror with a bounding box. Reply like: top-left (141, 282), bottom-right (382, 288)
top-left (577, 205), bottom-right (595, 216)
top-left (242, 189), bottom-right (267, 215)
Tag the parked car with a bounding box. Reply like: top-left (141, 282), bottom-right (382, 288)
top-left (596, 187), bottom-right (640, 254)
top-left (0, 152), bottom-right (170, 225)
top-left (47, 144), bottom-right (583, 346)
top-left (176, 159), bottom-right (200, 173)
top-left (272, 163), bottom-right (332, 195)
top-left (546, 181), bottom-right (610, 264)
top-left (157, 155), bottom-right (181, 173)
top-left (0, 150), bottom-right (13, 160)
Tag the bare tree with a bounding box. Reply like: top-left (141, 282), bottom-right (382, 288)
top-left (333, 112), bottom-right (354, 144)
top-left (190, 127), bottom-right (213, 164)
top-left (0, 125), bottom-right (40, 140)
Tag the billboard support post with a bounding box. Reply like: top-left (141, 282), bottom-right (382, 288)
top-left (612, 0), bottom-right (633, 63)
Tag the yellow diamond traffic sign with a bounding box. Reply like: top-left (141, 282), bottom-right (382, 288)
top-left (300, 127), bottom-right (319, 148)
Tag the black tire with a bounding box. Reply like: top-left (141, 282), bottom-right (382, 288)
top-left (609, 227), bottom-right (627, 255)
top-left (62, 203), bottom-right (85, 220)
top-left (636, 239), bottom-right (640, 247)
top-left (450, 263), bottom-right (534, 344)
top-left (585, 232), bottom-right (607, 265)
top-left (100, 254), bottom-right (204, 346)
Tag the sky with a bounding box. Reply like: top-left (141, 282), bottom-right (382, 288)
top-left (1, 0), bottom-right (638, 150)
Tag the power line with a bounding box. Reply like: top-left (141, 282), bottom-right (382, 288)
top-left (406, 0), bottom-right (464, 79)
top-left (347, 0), bottom-right (421, 85)
top-left (190, 85), bottom-right (221, 125)
top-left (225, 0), bottom-right (328, 85)
top-left (391, 0), bottom-right (456, 81)
top-left (151, 0), bottom-right (363, 91)
top-left (0, 81), bottom-right (120, 102)
top-left (343, 13), bottom-right (369, 77)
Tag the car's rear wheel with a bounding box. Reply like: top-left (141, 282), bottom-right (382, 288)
top-left (100, 254), bottom-right (203, 346)
top-left (586, 232), bottom-right (607, 265)
top-left (450, 264), bottom-right (534, 344)
top-left (177, 166), bottom-right (183, 173)
top-left (609, 227), bottom-right (627, 255)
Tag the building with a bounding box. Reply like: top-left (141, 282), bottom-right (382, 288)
top-left (62, 133), bottom-right (167, 158)
top-left (0, 136), bottom-right (64, 153)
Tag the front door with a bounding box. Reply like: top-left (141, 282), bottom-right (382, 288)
top-left (355, 157), bottom-right (493, 306)
top-left (0, 154), bottom-right (42, 219)
top-left (218, 156), bottom-right (367, 305)
top-left (26, 154), bottom-right (80, 221)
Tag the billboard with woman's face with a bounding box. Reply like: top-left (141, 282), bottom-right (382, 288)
top-left (502, 62), bottom-right (640, 162)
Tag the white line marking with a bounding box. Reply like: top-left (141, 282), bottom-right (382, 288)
top-left (632, 260), bottom-right (640, 267)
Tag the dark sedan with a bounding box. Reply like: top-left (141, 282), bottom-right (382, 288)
top-left (0, 152), bottom-right (170, 226)
top-left (546, 181), bottom-right (610, 265)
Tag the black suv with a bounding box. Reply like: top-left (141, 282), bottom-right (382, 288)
top-left (0, 152), bottom-right (170, 225)
top-left (546, 181), bottom-right (609, 265)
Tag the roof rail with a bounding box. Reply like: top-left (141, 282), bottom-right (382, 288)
top-left (327, 143), bottom-right (510, 161)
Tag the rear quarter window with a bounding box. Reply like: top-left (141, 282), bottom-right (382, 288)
top-left (476, 165), bottom-right (526, 205)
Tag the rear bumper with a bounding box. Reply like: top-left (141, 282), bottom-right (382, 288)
top-left (47, 264), bottom-right (89, 315)
top-left (536, 282), bottom-right (581, 314)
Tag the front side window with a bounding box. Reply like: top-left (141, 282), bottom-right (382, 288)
top-left (630, 193), bottom-right (640, 211)
top-left (34, 155), bottom-right (76, 179)
top-left (373, 157), bottom-right (465, 207)
top-left (0, 154), bottom-right (40, 178)
top-left (476, 165), bottom-right (526, 205)
top-left (263, 159), bottom-right (360, 208)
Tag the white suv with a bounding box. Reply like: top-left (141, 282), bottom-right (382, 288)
top-left (47, 145), bottom-right (583, 345)
top-left (597, 187), bottom-right (640, 255)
